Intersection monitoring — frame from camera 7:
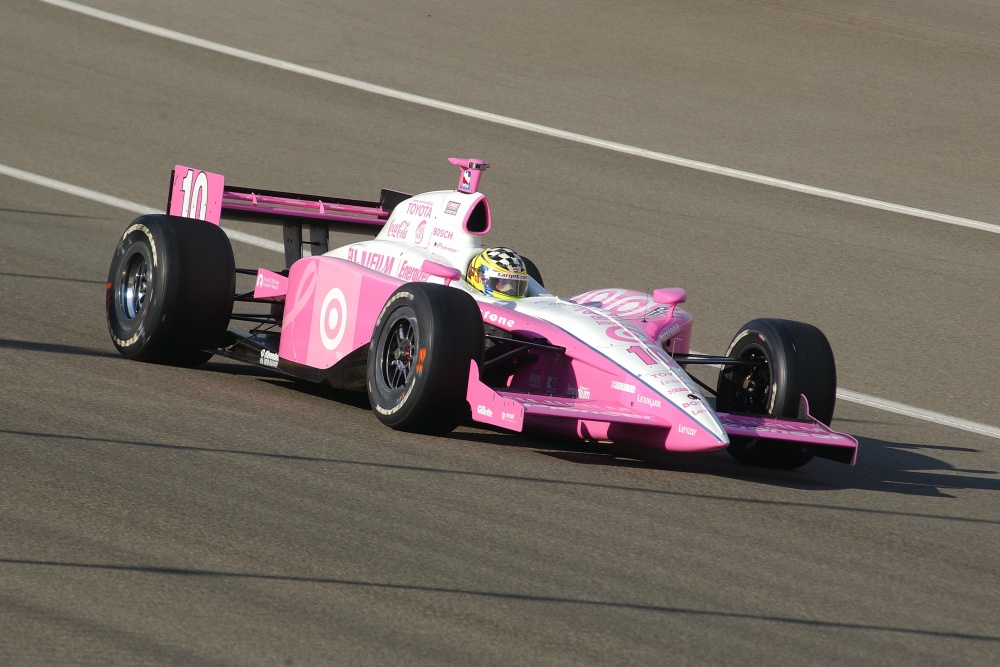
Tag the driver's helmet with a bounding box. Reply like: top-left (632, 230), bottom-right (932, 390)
top-left (466, 247), bottom-right (529, 300)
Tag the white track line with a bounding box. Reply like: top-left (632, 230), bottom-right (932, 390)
top-left (0, 165), bottom-right (283, 254)
top-left (36, 0), bottom-right (1000, 236)
top-left (3, 162), bottom-right (997, 440)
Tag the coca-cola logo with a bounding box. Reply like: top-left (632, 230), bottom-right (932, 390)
top-left (386, 219), bottom-right (409, 239)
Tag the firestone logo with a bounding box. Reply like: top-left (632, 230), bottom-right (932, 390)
top-left (482, 310), bottom-right (515, 328)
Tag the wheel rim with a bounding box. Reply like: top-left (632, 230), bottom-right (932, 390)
top-left (119, 251), bottom-right (150, 320)
top-left (378, 311), bottom-right (418, 391)
top-left (726, 346), bottom-right (771, 414)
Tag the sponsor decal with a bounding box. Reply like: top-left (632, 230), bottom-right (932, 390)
top-left (477, 404), bottom-right (494, 418)
top-left (573, 289), bottom-right (652, 317)
top-left (575, 386), bottom-right (591, 399)
top-left (606, 326), bottom-right (641, 342)
top-left (459, 170), bottom-right (472, 191)
top-left (658, 324), bottom-right (683, 340)
top-left (637, 394), bottom-right (662, 409)
top-left (667, 387), bottom-right (689, 394)
top-left (406, 200), bottom-right (434, 217)
top-left (445, 201), bottom-right (460, 215)
top-left (318, 287), bottom-right (348, 351)
top-left (386, 219), bottom-right (409, 239)
top-left (502, 411), bottom-right (517, 422)
top-left (482, 310), bottom-right (515, 328)
top-left (255, 273), bottom-right (280, 291)
top-left (529, 373), bottom-right (542, 388)
top-left (347, 247), bottom-right (396, 274)
top-left (546, 376), bottom-right (558, 392)
top-left (682, 400), bottom-right (701, 409)
top-left (396, 260), bottom-right (431, 282)
top-left (432, 227), bottom-right (454, 240)
top-left (259, 349), bottom-right (279, 368)
top-left (678, 425), bottom-right (698, 436)
top-left (434, 243), bottom-right (458, 254)
top-left (611, 380), bottom-right (636, 393)
top-left (414, 220), bottom-right (427, 244)
top-left (571, 306), bottom-right (615, 326)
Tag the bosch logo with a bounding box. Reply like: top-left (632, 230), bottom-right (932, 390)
top-left (319, 288), bottom-right (348, 351)
top-left (432, 228), bottom-right (453, 239)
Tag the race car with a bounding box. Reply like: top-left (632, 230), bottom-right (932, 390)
top-left (105, 158), bottom-right (857, 470)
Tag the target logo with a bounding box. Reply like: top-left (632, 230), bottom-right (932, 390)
top-left (319, 288), bottom-right (349, 351)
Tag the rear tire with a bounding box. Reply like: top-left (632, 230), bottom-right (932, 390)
top-left (106, 214), bottom-right (235, 366)
top-left (716, 318), bottom-right (837, 469)
top-left (367, 283), bottom-right (485, 434)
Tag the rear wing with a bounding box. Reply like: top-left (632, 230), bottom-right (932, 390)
top-left (166, 164), bottom-right (411, 268)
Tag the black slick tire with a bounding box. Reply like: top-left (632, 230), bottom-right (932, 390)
top-left (716, 318), bottom-right (837, 469)
top-left (106, 214), bottom-right (235, 366)
top-left (367, 283), bottom-right (484, 435)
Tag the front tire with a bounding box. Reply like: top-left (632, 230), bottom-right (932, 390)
top-left (367, 283), bottom-right (484, 435)
top-left (106, 214), bottom-right (235, 366)
top-left (716, 318), bottom-right (837, 469)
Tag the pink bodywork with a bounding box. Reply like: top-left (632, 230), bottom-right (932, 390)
top-left (278, 257), bottom-right (399, 368)
top-left (164, 162), bottom-right (858, 464)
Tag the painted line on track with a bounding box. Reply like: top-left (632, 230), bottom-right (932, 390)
top-left (3, 162), bottom-right (997, 440)
top-left (36, 0), bottom-right (1000, 236)
top-left (0, 164), bottom-right (283, 254)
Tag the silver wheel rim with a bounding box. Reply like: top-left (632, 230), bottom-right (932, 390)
top-left (120, 252), bottom-right (149, 320)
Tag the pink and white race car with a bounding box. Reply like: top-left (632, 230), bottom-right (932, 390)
top-left (106, 158), bottom-right (857, 470)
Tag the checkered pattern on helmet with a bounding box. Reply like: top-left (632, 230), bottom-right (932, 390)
top-left (485, 247), bottom-right (525, 273)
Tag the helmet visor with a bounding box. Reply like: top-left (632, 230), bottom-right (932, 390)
top-left (485, 271), bottom-right (528, 298)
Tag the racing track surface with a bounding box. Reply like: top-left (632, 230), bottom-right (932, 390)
top-left (1, 1), bottom-right (998, 664)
